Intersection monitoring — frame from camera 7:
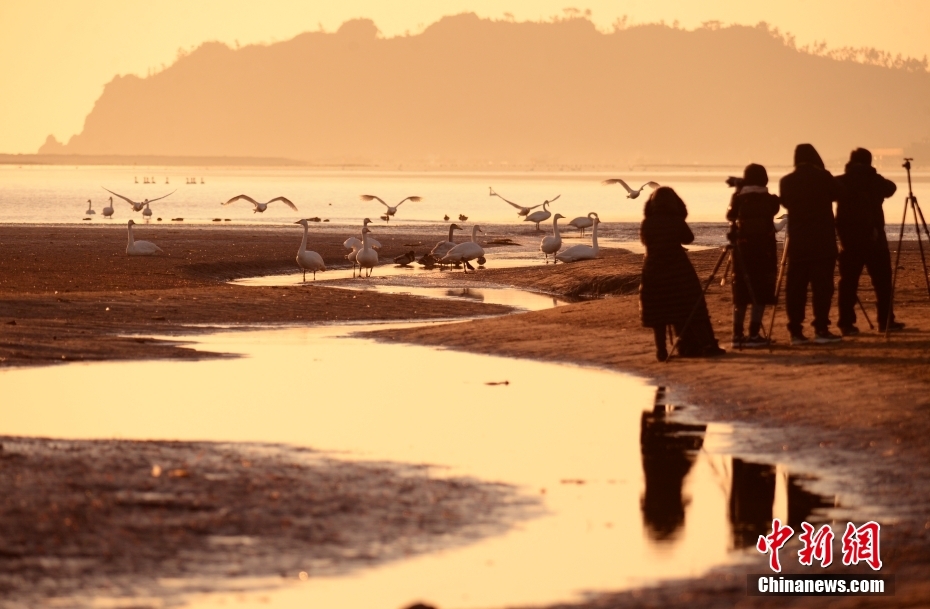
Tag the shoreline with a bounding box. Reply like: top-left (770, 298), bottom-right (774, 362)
top-left (3, 225), bottom-right (930, 606)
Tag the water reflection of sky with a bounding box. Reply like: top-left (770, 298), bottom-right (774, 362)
top-left (0, 324), bottom-right (835, 609)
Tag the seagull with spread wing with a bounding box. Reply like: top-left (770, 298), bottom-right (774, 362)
top-left (103, 188), bottom-right (175, 212)
top-left (489, 187), bottom-right (560, 216)
top-left (222, 194), bottom-right (298, 213)
top-left (602, 179), bottom-right (659, 199)
top-left (359, 194), bottom-right (421, 221)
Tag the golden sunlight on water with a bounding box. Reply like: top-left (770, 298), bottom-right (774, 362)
top-left (2, 325), bottom-right (744, 608)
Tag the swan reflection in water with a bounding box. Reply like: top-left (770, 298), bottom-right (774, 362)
top-left (640, 387), bottom-right (836, 547)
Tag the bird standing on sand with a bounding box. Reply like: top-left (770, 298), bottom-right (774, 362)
top-left (84, 199), bottom-right (96, 215)
top-left (222, 194), bottom-right (298, 213)
top-left (602, 179), bottom-right (659, 199)
top-left (458, 214), bottom-right (468, 222)
top-left (393, 251), bottom-right (416, 266)
top-left (568, 214), bottom-right (595, 237)
top-left (102, 197), bottom-right (114, 218)
top-left (356, 227), bottom-right (379, 277)
top-left (430, 223), bottom-right (463, 260)
top-left (295, 219), bottom-right (325, 280)
top-left (524, 202), bottom-right (553, 231)
top-left (555, 214), bottom-right (600, 263)
top-left (142, 202), bottom-right (153, 219)
top-left (441, 225), bottom-right (485, 272)
top-left (345, 218), bottom-right (381, 277)
top-left (126, 219), bottom-right (162, 256)
top-left (541, 214), bottom-right (566, 263)
top-left (490, 187), bottom-right (560, 217)
top-left (360, 194), bottom-right (422, 222)
top-left (104, 188), bottom-right (175, 212)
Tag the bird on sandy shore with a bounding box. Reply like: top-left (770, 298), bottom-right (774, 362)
top-left (602, 179), bottom-right (659, 199)
top-left (568, 212), bottom-right (598, 237)
top-left (393, 250), bottom-right (416, 266)
top-left (222, 194), bottom-right (298, 213)
top-left (84, 199), bottom-right (96, 215)
top-left (104, 188), bottom-right (175, 212)
top-left (458, 214), bottom-right (468, 222)
top-left (360, 194), bottom-right (422, 221)
top-left (429, 223), bottom-right (463, 260)
top-left (295, 219), bottom-right (325, 280)
top-left (102, 197), bottom-right (114, 218)
top-left (441, 225), bottom-right (485, 272)
top-left (345, 218), bottom-right (381, 277)
top-left (142, 202), bottom-right (153, 219)
top-left (356, 227), bottom-right (379, 277)
top-left (524, 202), bottom-right (552, 231)
top-left (126, 219), bottom-right (162, 256)
top-left (540, 214), bottom-right (566, 263)
top-left (555, 214), bottom-right (600, 263)
top-left (490, 187), bottom-right (560, 217)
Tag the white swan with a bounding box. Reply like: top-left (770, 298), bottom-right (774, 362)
top-left (102, 197), bottom-right (114, 218)
top-left (356, 227), bottom-right (379, 277)
top-left (555, 214), bottom-right (600, 263)
top-left (524, 202), bottom-right (552, 230)
top-left (602, 178), bottom-right (659, 199)
top-left (105, 187), bottom-right (175, 212)
top-left (85, 199), bottom-right (96, 215)
top-left (540, 213), bottom-right (566, 263)
top-left (126, 219), bottom-right (162, 256)
top-left (429, 223), bottom-right (463, 259)
top-left (489, 187), bottom-right (560, 217)
top-left (345, 218), bottom-right (380, 277)
top-left (142, 202), bottom-right (153, 218)
top-left (568, 213), bottom-right (596, 236)
top-left (222, 194), bottom-right (298, 213)
top-left (441, 225), bottom-right (485, 272)
top-left (295, 219), bottom-right (325, 280)
top-left (359, 194), bottom-right (422, 222)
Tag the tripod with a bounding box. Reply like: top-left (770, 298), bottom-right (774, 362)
top-left (666, 245), bottom-right (729, 362)
top-left (886, 158), bottom-right (930, 338)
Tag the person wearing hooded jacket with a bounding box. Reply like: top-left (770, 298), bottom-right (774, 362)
top-left (835, 147), bottom-right (901, 334)
top-left (726, 163), bottom-right (782, 347)
top-left (640, 186), bottom-right (725, 361)
top-left (779, 143), bottom-right (842, 344)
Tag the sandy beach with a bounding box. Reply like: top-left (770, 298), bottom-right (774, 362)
top-left (3, 223), bottom-right (930, 606)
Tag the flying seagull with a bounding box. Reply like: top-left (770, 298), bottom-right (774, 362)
top-left (489, 187), bottom-right (560, 216)
top-left (602, 179), bottom-right (660, 199)
top-left (103, 188), bottom-right (175, 212)
top-left (359, 194), bottom-right (422, 221)
top-left (222, 194), bottom-right (298, 213)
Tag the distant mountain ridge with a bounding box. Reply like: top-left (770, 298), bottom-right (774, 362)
top-left (41, 14), bottom-right (930, 168)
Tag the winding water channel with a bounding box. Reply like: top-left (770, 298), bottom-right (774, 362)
top-left (1, 268), bottom-right (836, 609)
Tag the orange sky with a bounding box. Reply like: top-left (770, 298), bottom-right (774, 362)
top-left (2, 0), bottom-right (928, 155)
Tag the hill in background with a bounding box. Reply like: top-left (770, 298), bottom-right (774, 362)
top-left (40, 14), bottom-right (930, 169)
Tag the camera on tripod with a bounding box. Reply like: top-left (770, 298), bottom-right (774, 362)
top-left (903, 157), bottom-right (913, 171)
top-left (725, 176), bottom-right (743, 189)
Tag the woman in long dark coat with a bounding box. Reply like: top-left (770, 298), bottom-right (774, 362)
top-left (726, 163), bottom-right (781, 347)
top-left (640, 187), bottom-right (724, 361)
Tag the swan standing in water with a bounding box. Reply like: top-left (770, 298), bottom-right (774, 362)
top-left (295, 219), bottom-right (325, 280)
top-left (524, 202), bottom-right (552, 231)
top-left (441, 225), bottom-right (485, 272)
top-left (142, 202), bottom-right (153, 219)
top-left (602, 178), bottom-right (659, 199)
top-left (345, 218), bottom-right (380, 277)
top-left (102, 197), bottom-right (114, 218)
top-left (356, 227), bottom-right (379, 277)
top-left (126, 219), bottom-right (162, 256)
top-left (84, 199), bottom-right (96, 215)
top-left (555, 213), bottom-right (600, 263)
top-left (104, 188), bottom-right (175, 212)
top-left (540, 213), bottom-right (566, 263)
top-left (429, 223), bottom-right (463, 260)
top-left (568, 214), bottom-right (595, 236)
top-left (222, 194), bottom-right (298, 213)
top-left (360, 194), bottom-right (422, 221)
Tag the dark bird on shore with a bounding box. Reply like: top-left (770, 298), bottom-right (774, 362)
top-left (444, 214), bottom-right (450, 221)
top-left (417, 253), bottom-right (439, 267)
top-left (458, 214), bottom-right (468, 221)
top-left (602, 179), bottom-right (659, 199)
top-left (394, 250), bottom-right (416, 266)
top-left (104, 187), bottom-right (175, 212)
top-left (222, 194), bottom-right (298, 213)
top-left (360, 194), bottom-right (422, 221)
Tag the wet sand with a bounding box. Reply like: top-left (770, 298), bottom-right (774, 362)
top-left (4, 224), bottom-right (930, 607)
top-left (375, 243), bottom-right (930, 608)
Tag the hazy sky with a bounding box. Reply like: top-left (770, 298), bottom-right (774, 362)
top-left (2, 0), bottom-right (928, 154)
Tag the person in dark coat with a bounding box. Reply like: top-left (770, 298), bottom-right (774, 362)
top-left (779, 144), bottom-right (842, 344)
top-left (726, 163), bottom-right (782, 347)
top-left (640, 186), bottom-right (725, 361)
top-left (835, 147), bottom-right (902, 334)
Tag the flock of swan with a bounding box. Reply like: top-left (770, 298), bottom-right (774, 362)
top-left (107, 179), bottom-right (660, 278)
